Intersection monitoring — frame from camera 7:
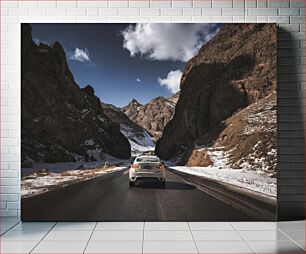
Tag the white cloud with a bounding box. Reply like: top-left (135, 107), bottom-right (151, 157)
top-left (158, 70), bottom-right (182, 94)
top-left (70, 48), bottom-right (90, 62)
top-left (121, 23), bottom-right (218, 62)
top-left (136, 78), bottom-right (141, 82)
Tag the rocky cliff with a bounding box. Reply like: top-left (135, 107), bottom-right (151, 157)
top-left (122, 94), bottom-right (179, 141)
top-left (182, 92), bottom-right (277, 175)
top-left (21, 24), bottom-right (130, 165)
top-left (101, 102), bottom-right (155, 155)
top-left (155, 24), bottom-right (276, 174)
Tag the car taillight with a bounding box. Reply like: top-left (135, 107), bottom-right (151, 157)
top-left (159, 163), bottom-right (164, 170)
top-left (131, 164), bottom-right (139, 169)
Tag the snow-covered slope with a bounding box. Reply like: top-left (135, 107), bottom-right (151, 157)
top-left (168, 93), bottom-right (277, 197)
top-left (170, 147), bottom-right (276, 197)
top-left (101, 102), bottom-right (156, 155)
top-left (120, 124), bottom-right (155, 155)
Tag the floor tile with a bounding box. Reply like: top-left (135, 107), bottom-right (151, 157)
top-left (32, 241), bottom-right (87, 253)
top-left (276, 221), bottom-right (305, 231)
top-left (1, 221), bottom-right (21, 228)
top-left (282, 230), bottom-right (305, 241)
top-left (42, 230), bottom-right (92, 242)
top-left (196, 241), bottom-right (253, 253)
top-left (95, 222), bottom-right (144, 231)
top-left (143, 241), bottom-right (198, 253)
top-left (189, 222), bottom-right (234, 231)
top-left (52, 222), bottom-right (96, 231)
top-left (1, 221), bottom-right (21, 234)
top-left (192, 230), bottom-right (243, 241)
top-left (232, 222), bottom-right (276, 230)
top-left (144, 230), bottom-right (193, 241)
top-left (249, 240), bottom-right (305, 253)
top-left (1, 225), bottom-right (16, 235)
top-left (85, 241), bottom-right (142, 253)
top-left (0, 230), bottom-right (48, 242)
top-left (296, 241), bottom-right (305, 250)
top-left (1, 229), bottom-right (7, 235)
top-left (1, 241), bottom-right (37, 253)
top-left (145, 222), bottom-right (189, 230)
top-left (11, 222), bottom-right (55, 231)
top-left (90, 230), bottom-right (143, 241)
top-left (282, 230), bottom-right (305, 249)
top-left (239, 230), bottom-right (291, 241)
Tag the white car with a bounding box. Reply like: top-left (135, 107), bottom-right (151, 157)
top-left (129, 155), bottom-right (166, 187)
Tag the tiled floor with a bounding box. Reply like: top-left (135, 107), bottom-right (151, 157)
top-left (0, 219), bottom-right (304, 253)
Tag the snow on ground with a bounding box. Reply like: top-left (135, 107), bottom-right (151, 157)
top-left (22, 166), bottom-right (127, 198)
top-left (120, 124), bottom-right (155, 155)
top-left (22, 153), bottom-right (131, 177)
top-left (242, 94), bottom-right (276, 136)
top-left (22, 162), bottom-right (84, 176)
top-left (239, 141), bottom-right (277, 175)
top-left (170, 147), bottom-right (276, 197)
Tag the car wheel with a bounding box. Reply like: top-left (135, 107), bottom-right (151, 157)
top-left (129, 181), bottom-right (135, 187)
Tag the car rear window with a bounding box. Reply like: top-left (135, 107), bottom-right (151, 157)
top-left (136, 157), bottom-right (159, 163)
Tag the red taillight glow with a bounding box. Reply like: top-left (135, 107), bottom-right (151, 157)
top-left (131, 164), bottom-right (139, 169)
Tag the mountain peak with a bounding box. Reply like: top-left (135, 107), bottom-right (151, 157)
top-left (122, 94), bottom-right (180, 141)
top-left (151, 96), bottom-right (166, 102)
top-left (129, 99), bottom-right (142, 106)
top-left (50, 41), bottom-right (65, 55)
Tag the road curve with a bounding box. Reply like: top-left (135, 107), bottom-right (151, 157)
top-left (22, 168), bottom-right (275, 221)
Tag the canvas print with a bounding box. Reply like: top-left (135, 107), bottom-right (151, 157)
top-left (21, 23), bottom-right (277, 221)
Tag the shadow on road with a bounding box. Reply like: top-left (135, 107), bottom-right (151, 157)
top-left (135, 181), bottom-right (196, 190)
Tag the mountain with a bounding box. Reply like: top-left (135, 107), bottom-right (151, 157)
top-left (21, 24), bottom-right (130, 166)
top-left (182, 92), bottom-right (276, 175)
top-left (101, 102), bottom-right (155, 155)
top-left (155, 24), bottom-right (276, 174)
top-left (168, 92), bottom-right (180, 105)
top-left (122, 93), bottom-right (179, 141)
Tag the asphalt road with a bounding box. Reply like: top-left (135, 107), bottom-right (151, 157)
top-left (22, 168), bottom-right (276, 221)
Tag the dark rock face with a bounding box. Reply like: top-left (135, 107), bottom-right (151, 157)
top-left (122, 96), bottom-right (177, 141)
top-left (21, 24), bottom-right (130, 164)
top-left (156, 24), bottom-right (276, 160)
top-left (182, 93), bottom-right (277, 174)
top-left (101, 101), bottom-right (154, 149)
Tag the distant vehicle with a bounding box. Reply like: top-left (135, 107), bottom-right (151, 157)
top-left (129, 155), bottom-right (166, 187)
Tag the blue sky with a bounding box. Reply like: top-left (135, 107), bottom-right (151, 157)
top-left (30, 23), bottom-right (221, 107)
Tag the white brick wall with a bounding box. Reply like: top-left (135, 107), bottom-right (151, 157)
top-left (0, 0), bottom-right (305, 218)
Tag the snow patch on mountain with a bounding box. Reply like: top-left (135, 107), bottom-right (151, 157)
top-left (120, 124), bottom-right (155, 155)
